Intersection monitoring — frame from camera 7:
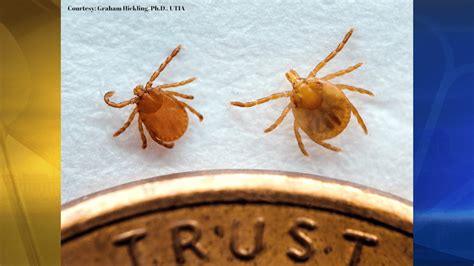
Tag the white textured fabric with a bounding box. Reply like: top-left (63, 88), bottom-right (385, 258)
top-left (61, 0), bottom-right (413, 203)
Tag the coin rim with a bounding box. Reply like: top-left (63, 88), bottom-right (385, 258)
top-left (61, 169), bottom-right (413, 242)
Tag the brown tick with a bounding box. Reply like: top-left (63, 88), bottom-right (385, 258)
top-left (231, 29), bottom-right (374, 156)
top-left (104, 45), bottom-right (203, 149)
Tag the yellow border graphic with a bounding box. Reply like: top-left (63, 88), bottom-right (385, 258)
top-left (1, 0), bottom-right (60, 265)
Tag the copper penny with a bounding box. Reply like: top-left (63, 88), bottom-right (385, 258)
top-left (61, 170), bottom-right (412, 265)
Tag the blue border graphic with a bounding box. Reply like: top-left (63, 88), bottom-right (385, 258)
top-left (414, 0), bottom-right (474, 264)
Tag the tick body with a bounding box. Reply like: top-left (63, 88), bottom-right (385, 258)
top-left (231, 29), bottom-right (374, 156)
top-left (104, 45), bottom-right (203, 149)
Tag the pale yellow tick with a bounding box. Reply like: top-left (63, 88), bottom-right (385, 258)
top-left (231, 29), bottom-right (374, 156)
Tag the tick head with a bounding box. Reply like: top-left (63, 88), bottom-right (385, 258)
top-left (291, 78), bottom-right (323, 110)
top-left (133, 85), bottom-right (145, 97)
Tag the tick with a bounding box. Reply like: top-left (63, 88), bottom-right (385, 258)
top-left (104, 45), bottom-right (203, 149)
top-left (231, 29), bottom-right (374, 156)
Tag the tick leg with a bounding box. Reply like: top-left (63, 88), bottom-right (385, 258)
top-left (180, 101), bottom-right (204, 121)
top-left (321, 63), bottom-right (363, 81)
top-left (307, 28), bottom-right (353, 78)
top-left (348, 100), bottom-right (368, 134)
top-left (145, 129), bottom-right (174, 149)
top-left (315, 140), bottom-right (342, 152)
top-left (264, 104), bottom-right (291, 133)
top-left (113, 107), bottom-right (137, 137)
top-left (138, 117), bottom-right (147, 149)
top-left (294, 121), bottom-right (309, 156)
top-left (157, 77), bottom-right (197, 90)
top-left (231, 92), bottom-right (291, 108)
top-left (145, 45), bottom-right (182, 90)
top-left (150, 134), bottom-right (174, 149)
top-left (104, 92), bottom-right (138, 108)
top-left (336, 84), bottom-right (374, 96)
top-left (165, 91), bottom-right (194, 99)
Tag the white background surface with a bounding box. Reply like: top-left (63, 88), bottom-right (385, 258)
top-left (62, 0), bottom-right (413, 203)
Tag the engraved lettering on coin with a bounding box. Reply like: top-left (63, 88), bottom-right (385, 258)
top-left (61, 172), bottom-right (412, 265)
top-left (287, 217), bottom-right (317, 262)
top-left (112, 228), bottom-right (147, 266)
top-left (230, 217), bottom-right (265, 261)
top-left (170, 219), bottom-right (208, 264)
top-left (343, 229), bottom-right (378, 266)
